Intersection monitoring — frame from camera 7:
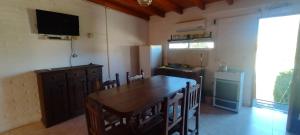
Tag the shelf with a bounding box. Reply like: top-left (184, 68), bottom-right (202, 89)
top-left (168, 37), bottom-right (213, 43)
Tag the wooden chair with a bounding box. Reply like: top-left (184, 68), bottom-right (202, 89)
top-left (102, 73), bottom-right (120, 90)
top-left (131, 102), bottom-right (163, 135)
top-left (142, 89), bottom-right (187, 135)
top-left (184, 77), bottom-right (202, 135)
top-left (162, 89), bottom-right (187, 135)
top-left (102, 73), bottom-right (122, 130)
top-left (85, 98), bottom-right (130, 135)
top-left (126, 69), bottom-right (144, 84)
top-left (127, 69), bottom-right (162, 131)
top-left (85, 98), bottom-right (105, 135)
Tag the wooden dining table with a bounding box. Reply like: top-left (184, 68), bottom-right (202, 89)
top-left (88, 75), bottom-right (196, 134)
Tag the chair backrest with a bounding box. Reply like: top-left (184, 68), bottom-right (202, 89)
top-left (85, 98), bottom-right (106, 135)
top-left (186, 81), bottom-right (201, 112)
top-left (102, 73), bottom-right (120, 90)
top-left (134, 102), bottom-right (162, 134)
top-left (126, 69), bottom-right (144, 84)
top-left (184, 78), bottom-right (202, 135)
top-left (162, 88), bottom-right (186, 135)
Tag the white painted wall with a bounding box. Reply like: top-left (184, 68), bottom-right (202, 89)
top-left (105, 9), bottom-right (148, 83)
top-left (0, 0), bottom-right (148, 133)
top-left (216, 14), bottom-right (259, 106)
top-left (149, 0), bottom-right (300, 106)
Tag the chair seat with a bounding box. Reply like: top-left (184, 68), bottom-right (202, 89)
top-left (144, 125), bottom-right (162, 135)
top-left (103, 110), bottom-right (121, 127)
top-left (143, 118), bottom-right (163, 135)
top-left (138, 114), bottom-right (163, 134)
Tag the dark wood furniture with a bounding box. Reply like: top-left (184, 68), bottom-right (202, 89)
top-left (132, 103), bottom-right (163, 135)
top-left (162, 90), bottom-right (186, 135)
top-left (36, 64), bottom-right (103, 127)
top-left (102, 73), bottom-right (120, 90)
top-left (85, 98), bottom-right (106, 135)
top-left (85, 98), bottom-right (130, 135)
top-left (184, 79), bottom-right (202, 135)
top-left (126, 69), bottom-right (144, 84)
top-left (155, 66), bottom-right (206, 103)
top-left (88, 75), bottom-right (196, 134)
top-left (102, 73), bottom-right (122, 130)
top-left (127, 69), bottom-right (158, 128)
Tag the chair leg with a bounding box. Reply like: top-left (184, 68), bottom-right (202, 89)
top-left (195, 107), bottom-right (200, 135)
top-left (184, 112), bottom-right (188, 135)
top-left (188, 129), bottom-right (197, 135)
top-left (181, 122), bottom-right (185, 135)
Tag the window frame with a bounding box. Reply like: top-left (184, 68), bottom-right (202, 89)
top-left (168, 38), bottom-right (215, 50)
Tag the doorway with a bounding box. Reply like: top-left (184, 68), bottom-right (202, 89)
top-left (255, 14), bottom-right (300, 111)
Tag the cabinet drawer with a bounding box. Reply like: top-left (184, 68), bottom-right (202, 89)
top-left (87, 67), bottom-right (101, 80)
top-left (67, 69), bottom-right (86, 81)
top-left (43, 71), bottom-right (66, 83)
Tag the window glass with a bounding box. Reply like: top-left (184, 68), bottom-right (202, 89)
top-left (169, 42), bottom-right (189, 49)
top-left (189, 41), bottom-right (215, 49)
top-left (169, 40), bottom-right (215, 49)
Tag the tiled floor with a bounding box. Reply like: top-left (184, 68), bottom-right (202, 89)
top-left (198, 104), bottom-right (293, 135)
top-left (1, 104), bottom-right (294, 135)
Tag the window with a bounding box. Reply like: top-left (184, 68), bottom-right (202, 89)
top-left (169, 42), bottom-right (189, 49)
top-left (189, 41), bottom-right (214, 49)
top-left (169, 39), bottom-right (214, 49)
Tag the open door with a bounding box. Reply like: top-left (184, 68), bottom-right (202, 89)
top-left (255, 15), bottom-right (300, 111)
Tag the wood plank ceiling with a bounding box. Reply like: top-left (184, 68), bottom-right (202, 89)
top-left (88, 0), bottom-right (234, 20)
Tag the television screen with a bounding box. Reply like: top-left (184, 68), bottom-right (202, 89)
top-left (36, 9), bottom-right (79, 36)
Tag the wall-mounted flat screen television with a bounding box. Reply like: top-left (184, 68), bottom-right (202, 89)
top-left (36, 9), bottom-right (79, 36)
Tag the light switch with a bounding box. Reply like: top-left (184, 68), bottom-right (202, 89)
top-left (298, 113), bottom-right (300, 120)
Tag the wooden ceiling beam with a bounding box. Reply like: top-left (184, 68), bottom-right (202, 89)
top-left (185, 0), bottom-right (206, 10)
top-left (148, 6), bottom-right (166, 17)
top-left (226, 0), bottom-right (234, 5)
top-left (168, 0), bottom-right (184, 9)
top-left (152, 0), bottom-right (183, 14)
top-left (88, 0), bottom-right (233, 20)
top-left (198, 0), bottom-right (206, 10)
top-left (113, 0), bottom-right (165, 17)
top-left (194, 0), bottom-right (206, 10)
top-left (88, 0), bottom-right (150, 20)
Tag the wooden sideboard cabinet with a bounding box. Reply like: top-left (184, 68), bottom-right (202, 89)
top-left (36, 64), bottom-right (103, 127)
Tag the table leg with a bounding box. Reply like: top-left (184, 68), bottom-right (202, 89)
top-left (125, 115), bottom-right (139, 135)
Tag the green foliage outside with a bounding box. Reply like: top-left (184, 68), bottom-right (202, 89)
top-left (273, 69), bottom-right (294, 104)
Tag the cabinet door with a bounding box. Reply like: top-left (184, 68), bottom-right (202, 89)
top-left (67, 69), bottom-right (87, 117)
top-left (43, 71), bottom-right (69, 127)
top-left (215, 79), bottom-right (240, 101)
top-left (87, 67), bottom-right (102, 94)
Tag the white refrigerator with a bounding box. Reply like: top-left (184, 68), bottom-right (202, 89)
top-left (139, 45), bottom-right (163, 78)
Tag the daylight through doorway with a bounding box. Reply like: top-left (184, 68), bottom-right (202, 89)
top-left (255, 14), bottom-right (300, 111)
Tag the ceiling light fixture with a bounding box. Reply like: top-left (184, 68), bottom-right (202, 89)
top-left (137, 0), bottom-right (152, 6)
